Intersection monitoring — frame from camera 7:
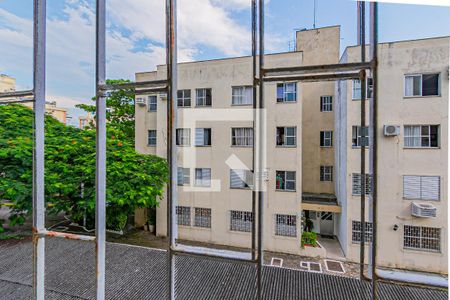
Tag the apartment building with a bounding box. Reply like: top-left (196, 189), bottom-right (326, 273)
top-left (336, 37), bottom-right (449, 274)
top-left (135, 27), bottom-right (448, 274)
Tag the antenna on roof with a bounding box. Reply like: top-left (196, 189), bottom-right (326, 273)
top-left (313, 0), bottom-right (317, 29)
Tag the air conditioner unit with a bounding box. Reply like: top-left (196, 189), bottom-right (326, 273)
top-left (383, 125), bottom-right (400, 136)
top-left (136, 97), bottom-right (146, 106)
top-left (159, 92), bottom-right (168, 100)
top-left (411, 202), bottom-right (437, 218)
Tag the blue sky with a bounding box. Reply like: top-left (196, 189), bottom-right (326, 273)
top-left (0, 0), bottom-right (449, 124)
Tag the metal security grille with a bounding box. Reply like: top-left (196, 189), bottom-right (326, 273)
top-left (176, 206), bottom-right (191, 226)
top-left (404, 225), bottom-right (441, 252)
top-left (352, 173), bottom-right (372, 195)
top-left (194, 208), bottom-right (212, 228)
top-left (352, 221), bottom-right (373, 243)
top-left (275, 214), bottom-right (297, 237)
top-left (230, 211), bottom-right (253, 232)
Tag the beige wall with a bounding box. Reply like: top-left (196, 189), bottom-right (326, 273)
top-left (337, 37), bottom-right (449, 274)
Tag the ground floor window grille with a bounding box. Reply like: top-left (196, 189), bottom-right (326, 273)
top-left (404, 225), bottom-right (440, 252)
top-left (194, 208), bottom-right (211, 228)
top-left (230, 211), bottom-right (253, 232)
top-left (176, 206), bottom-right (191, 226)
top-left (275, 214), bottom-right (297, 237)
top-left (352, 221), bottom-right (373, 243)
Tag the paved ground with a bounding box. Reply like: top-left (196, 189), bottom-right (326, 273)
top-left (0, 238), bottom-right (448, 300)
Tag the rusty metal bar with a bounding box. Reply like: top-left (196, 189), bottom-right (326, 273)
top-left (251, 0), bottom-right (257, 262)
top-left (37, 230), bottom-right (96, 242)
top-left (263, 62), bottom-right (371, 76)
top-left (263, 72), bottom-right (361, 83)
top-left (135, 87), bottom-right (168, 95)
top-left (171, 247), bottom-right (255, 265)
top-left (98, 80), bottom-right (168, 91)
top-left (0, 98), bottom-right (35, 104)
top-left (32, 0), bottom-right (46, 299)
top-left (0, 90), bottom-right (34, 99)
top-left (95, 0), bottom-right (107, 299)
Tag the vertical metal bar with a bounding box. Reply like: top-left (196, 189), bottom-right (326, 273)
top-left (95, 0), bottom-right (106, 299)
top-left (369, 2), bottom-right (378, 299)
top-left (251, 0), bottom-right (257, 262)
top-left (357, 0), bottom-right (367, 281)
top-left (257, 0), bottom-right (265, 299)
top-left (166, 0), bottom-right (178, 298)
top-left (32, 1), bottom-right (46, 299)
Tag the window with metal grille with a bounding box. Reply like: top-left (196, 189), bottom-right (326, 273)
top-left (177, 167), bottom-right (190, 186)
top-left (230, 211), bottom-right (253, 232)
top-left (276, 82), bottom-right (297, 102)
top-left (148, 130), bottom-right (156, 146)
top-left (148, 95), bottom-right (157, 112)
top-left (405, 74), bottom-right (440, 97)
top-left (195, 128), bottom-right (211, 146)
top-left (352, 126), bottom-right (369, 147)
top-left (230, 169), bottom-right (253, 189)
top-left (196, 88), bottom-right (212, 107)
top-left (404, 125), bottom-right (439, 148)
top-left (232, 86), bottom-right (253, 105)
top-left (352, 173), bottom-right (372, 195)
top-left (177, 89), bottom-right (191, 107)
top-left (231, 128), bottom-right (253, 146)
top-left (352, 221), bottom-right (373, 243)
top-left (404, 225), bottom-right (440, 252)
top-left (276, 127), bottom-right (296, 147)
top-left (320, 131), bottom-right (333, 147)
top-left (320, 96), bottom-right (332, 112)
top-left (275, 171), bottom-right (296, 191)
top-left (176, 206), bottom-right (191, 226)
top-left (320, 166), bottom-right (333, 182)
top-left (194, 208), bottom-right (211, 228)
top-left (403, 175), bottom-right (440, 201)
top-left (275, 214), bottom-right (297, 237)
top-left (176, 128), bottom-right (191, 146)
top-left (195, 168), bottom-right (211, 187)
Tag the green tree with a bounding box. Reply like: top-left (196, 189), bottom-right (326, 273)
top-left (76, 79), bottom-right (135, 143)
top-left (0, 104), bottom-right (168, 231)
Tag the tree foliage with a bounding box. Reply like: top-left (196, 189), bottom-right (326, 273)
top-left (76, 79), bottom-right (135, 143)
top-left (0, 104), bottom-right (168, 231)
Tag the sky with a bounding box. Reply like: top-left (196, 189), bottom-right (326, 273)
top-left (0, 0), bottom-right (449, 125)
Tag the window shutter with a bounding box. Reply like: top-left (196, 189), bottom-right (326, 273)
top-left (177, 167), bottom-right (183, 184)
top-left (403, 176), bottom-right (421, 199)
top-left (421, 176), bottom-right (440, 200)
top-left (203, 168), bottom-right (211, 186)
top-left (195, 129), bottom-right (204, 146)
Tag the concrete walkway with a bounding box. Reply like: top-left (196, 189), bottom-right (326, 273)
top-left (318, 236), bottom-right (346, 260)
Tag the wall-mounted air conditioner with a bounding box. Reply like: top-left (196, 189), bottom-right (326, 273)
top-left (411, 202), bottom-right (437, 218)
top-left (136, 97), bottom-right (146, 106)
top-left (383, 125), bottom-right (400, 136)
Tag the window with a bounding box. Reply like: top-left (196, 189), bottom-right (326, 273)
top-left (148, 130), bottom-right (156, 146)
top-left (230, 211), bottom-right (253, 232)
top-left (403, 175), bottom-right (440, 201)
top-left (320, 166), bottom-right (333, 182)
top-left (367, 77), bottom-right (373, 98)
top-left (195, 168), bottom-right (211, 187)
top-left (277, 83), bottom-right (297, 103)
top-left (405, 74), bottom-right (440, 97)
top-left (148, 96), bottom-right (157, 112)
top-left (196, 88), bottom-right (212, 107)
top-left (176, 128), bottom-right (191, 146)
top-left (275, 171), bottom-right (296, 191)
top-left (195, 128), bottom-right (211, 146)
top-left (404, 125), bottom-right (439, 148)
top-left (231, 128), bottom-right (253, 146)
top-left (276, 127), bottom-right (297, 147)
top-left (275, 214), bottom-right (297, 237)
top-left (177, 167), bottom-right (190, 186)
top-left (232, 86), bottom-right (253, 105)
top-left (320, 131), bottom-right (333, 147)
top-left (194, 208), bottom-right (211, 228)
top-left (320, 96), bottom-right (332, 112)
top-left (404, 225), bottom-right (440, 252)
top-left (352, 221), bottom-right (373, 243)
top-left (176, 206), bottom-right (191, 226)
top-left (352, 126), bottom-right (369, 147)
top-left (352, 79), bottom-right (373, 99)
top-left (352, 173), bottom-right (372, 195)
top-left (177, 90), bottom-right (191, 107)
top-left (230, 169), bottom-right (253, 189)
